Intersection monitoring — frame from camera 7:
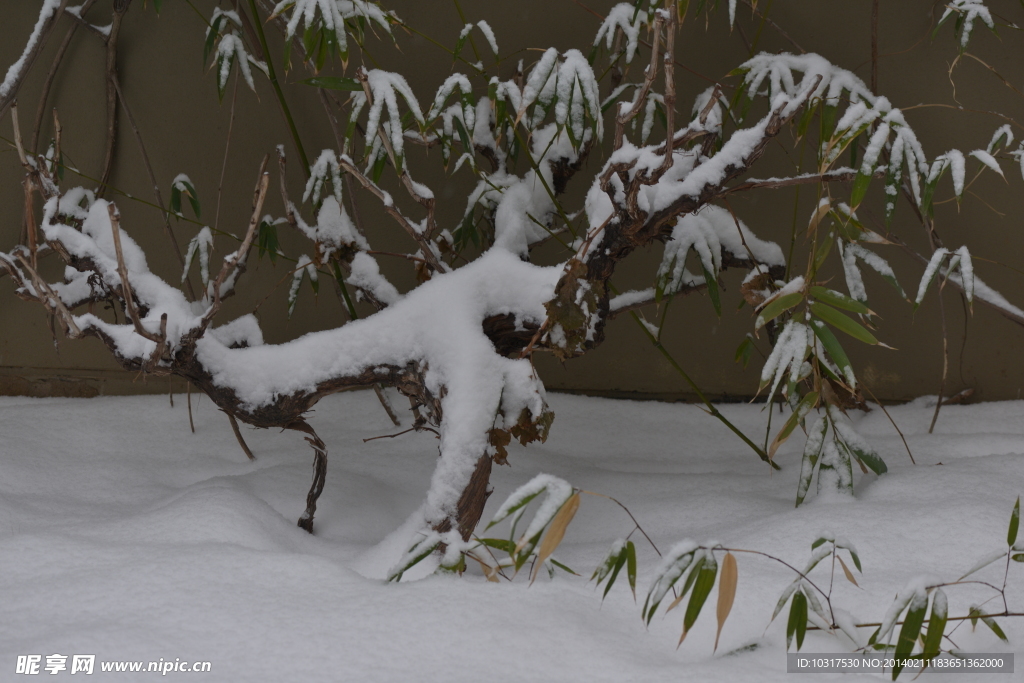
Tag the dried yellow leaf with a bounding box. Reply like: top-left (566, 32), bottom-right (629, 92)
top-left (715, 552), bottom-right (738, 652)
top-left (530, 492), bottom-right (580, 584)
top-left (838, 555), bottom-right (859, 587)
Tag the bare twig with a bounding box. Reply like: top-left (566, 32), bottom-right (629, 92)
top-left (336, 153), bottom-right (445, 272)
top-left (107, 203), bottom-right (162, 343)
top-left (200, 159), bottom-right (270, 329)
top-left (61, 4), bottom-right (110, 41)
top-left (98, 0), bottom-right (131, 197)
top-left (928, 283), bottom-right (949, 433)
top-left (613, 9), bottom-right (665, 150)
top-left (870, 0), bottom-right (879, 94)
top-left (32, 0), bottom-right (100, 153)
top-left (859, 382), bottom-right (915, 464)
top-left (213, 72), bottom-right (241, 233)
top-left (226, 412), bottom-right (255, 460)
top-left (109, 74), bottom-right (196, 301)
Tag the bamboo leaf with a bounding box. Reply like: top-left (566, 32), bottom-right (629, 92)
top-left (796, 418), bottom-right (827, 508)
top-left (702, 263), bottom-right (722, 317)
top-left (302, 76), bottom-right (364, 91)
top-left (714, 552), bottom-right (737, 652)
top-left (626, 540), bottom-right (637, 600)
top-left (531, 493), bottom-right (580, 583)
top-left (679, 553), bottom-right (718, 647)
top-left (768, 392), bottom-right (819, 460)
top-left (811, 320), bottom-right (854, 387)
top-left (810, 286), bottom-right (871, 315)
top-left (477, 537), bottom-right (516, 554)
top-left (772, 580), bottom-right (800, 622)
top-left (981, 614), bottom-right (1009, 642)
top-left (921, 589), bottom-right (947, 658)
top-left (666, 554), bottom-right (705, 615)
top-left (756, 292), bottom-right (803, 331)
top-left (850, 170), bottom-right (873, 207)
top-left (810, 302), bottom-right (879, 345)
top-left (787, 590), bottom-right (807, 650)
top-left (603, 551), bottom-right (628, 599)
top-left (837, 555), bottom-right (859, 587)
top-left (1009, 497), bottom-right (1020, 547)
top-left (893, 595), bottom-right (928, 679)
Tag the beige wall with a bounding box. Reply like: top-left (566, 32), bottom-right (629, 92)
top-left (2, 0), bottom-right (1024, 402)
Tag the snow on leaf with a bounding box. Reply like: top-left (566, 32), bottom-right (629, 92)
top-left (363, 69), bottom-right (426, 165)
top-left (956, 245), bottom-right (974, 304)
top-left (475, 20), bottom-right (499, 55)
top-left (939, 0), bottom-right (994, 49)
top-left (287, 254), bottom-right (316, 317)
top-left (593, 4), bottom-right (649, 64)
top-left (304, 149), bottom-right (344, 205)
top-left (659, 205), bottom-right (783, 299)
top-left (969, 149), bottom-right (1005, 179)
top-left (935, 149), bottom-right (966, 197)
top-left (213, 33), bottom-right (256, 96)
top-left (760, 320), bottom-right (811, 403)
top-left (915, 248), bottom-right (950, 307)
top-left (987, 124), bottom-right (1013, 154)
top-left (182, 227), bottom-right (214, 285)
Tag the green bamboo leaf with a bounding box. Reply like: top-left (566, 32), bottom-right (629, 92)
top-left (981, 615), bottom-right (1009, 642)
top-left (487, 490), bottom-right (544, 530)
top-left (679, 553), bottom-right (718, 645)
top-left (811, 536), bottom-right (831, 551)
top-left (811, 320), bottom-right (853, 384)
top-left (756, 292), bottom-right (803, 330)
top-left (797, 101), bottom-right (817, 139)
top-left (810, 302), bottom-right (879, 345)
top-left (893, 595), bottom-right (928, 679)
top-left (550, 558), bottom-right (577, 575)
top-left (734, 336), bottom-right (754, 368)
top-left (603, 551), bottom-right (628, 599)
top-left (921, 589), bottom-right (947, 658)
top-left (451, 115), bottom-right (474, 160)
top-left (810, 286), bottom-right (871, 315)
top-left (477, 537), bottom-right (516, 554)
top-left (850, 170), bottom-right (873, 207)
top-left (1009, 497), bottom-right (1020, 547)
top-left (772, 580), bottom-right (800, 622)
top-left (1011, 553), bottom-right (1024, 562)
top-left (820, 103), bottom-right (838, 139)
top-left (796, 417), bottom-right (828, 507)
top-left (768, 392), bottom-right (819, 461)
top-left (626, 540), bottom-right (637, 600)
top-left (387, 538), bottom-right (440, 582)
top-left (301, 76), bottom-right (364, 91)
top-left (813, 232), bottom-right (834, 270)
top-left (169, 185), bottom-right (182, 215)
top-left (203, 15), bottom-right (225, 65)
top-left (701, 264), bottom-right (722, 317)
top-left (787, 591), bottom-right (807, 650)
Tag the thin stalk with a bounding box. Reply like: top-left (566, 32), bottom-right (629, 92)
top-left (247, 0), bottom-right (310, 176)
top-left (626, 308), bottom-right (779, 469)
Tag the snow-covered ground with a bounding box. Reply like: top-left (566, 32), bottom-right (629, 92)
top-left (1, 390), bottom-right (1021, 681)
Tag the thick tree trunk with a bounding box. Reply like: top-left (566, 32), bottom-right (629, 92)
top-left (433, 454), bottom-right (493, 542)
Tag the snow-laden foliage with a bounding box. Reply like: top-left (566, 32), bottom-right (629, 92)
top-left (4, 0), bottom-right (1024, 608)
top-left (593, 3), bottom-right (652, 64)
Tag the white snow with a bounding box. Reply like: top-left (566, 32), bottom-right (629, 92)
top-left (0, 0), bottom-right (63, 100)
top-left (1, 392), bottom-right (1021, 681)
